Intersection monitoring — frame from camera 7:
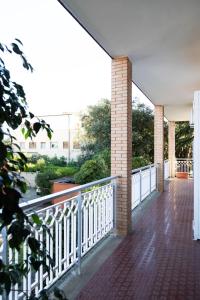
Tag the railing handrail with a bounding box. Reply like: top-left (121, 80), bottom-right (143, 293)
top-left (132, 163), bottom-right (156, 174)
top-left (176, 158), bottom-right (193, 161)
top-left (20, 175), bottom-right (119, 210)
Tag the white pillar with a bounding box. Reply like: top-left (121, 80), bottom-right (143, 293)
top-left (193, 91), bottom-right (200, 240)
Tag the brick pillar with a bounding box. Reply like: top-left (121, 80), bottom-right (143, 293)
top-left (168, 121), bottom-right (176, 178)
top-left (111, 56), bottom-right (132, 236)
top-left (154, 105), bottom-right (164, 192)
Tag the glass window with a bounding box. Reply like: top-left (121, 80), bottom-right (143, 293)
top-left (29, 142), bottom-right (36, 149)
top-left (63, 141), bottom-right (69, 149)
top-left (50, 142), bottom-right (58, 149)
top-left (41, 142), bottom-right (46, 149)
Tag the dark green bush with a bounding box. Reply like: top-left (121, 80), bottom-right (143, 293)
top-left (35, 166), bottom-right (78, 195)
top-left (74, 159), bottom-right (108, 184)
top-left (132, 156), bottom-right (151, 169)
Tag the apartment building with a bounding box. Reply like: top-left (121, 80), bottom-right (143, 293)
top-left (14, 113), bottom-right (82, 161)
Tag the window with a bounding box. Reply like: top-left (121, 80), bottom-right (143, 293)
top-left (50, 142), bottom-right (58, 149)
top-left (20, 142), bottom-right (25, 149)
top-left (63, 141), bottom-right (69, 149)
top-left (41, 142), bottom-right (46, 149)
top-left (29, 142), bottom-right (36, 149)
top-left (73, 141), bottom-right (80, 149)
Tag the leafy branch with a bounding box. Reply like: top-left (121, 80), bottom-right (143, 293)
top-left (0, 39), bottom-right (54, 298)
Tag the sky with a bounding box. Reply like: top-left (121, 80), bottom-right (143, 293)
top-left (1, 0), bottom-right (153, 116)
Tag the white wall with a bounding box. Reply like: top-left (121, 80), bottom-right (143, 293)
top-left (193, 91), bottom-right (200, 240)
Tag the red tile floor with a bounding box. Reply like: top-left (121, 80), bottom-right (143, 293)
top-left (77, 179), bottom-right (200, 300)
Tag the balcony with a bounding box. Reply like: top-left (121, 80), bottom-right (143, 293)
top-left (2, 1), bottom-right (200, 298)
top-left (76, 177), bottom-right (196, 300)
top-left (5, 160), bottom-right (196, 299)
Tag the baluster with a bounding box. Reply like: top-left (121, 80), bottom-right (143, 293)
top-left (77, 192), bottom-right (82, 275)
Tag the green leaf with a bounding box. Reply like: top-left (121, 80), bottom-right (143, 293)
top-left (15, 38), bottom-right (23, 46)
top-left (17, 151), bottom-right (28, 162)
top-left (28, 237), bottom-right (40, 253)
top-left (11, 43), bottom-right (23, 55)
top-left (31, 214), bottom-right (42, 226)
top-left (29, 112), bottom-right (34, 119)
top-left (33, 122), bottom-right (41, 134)
top-left (21, 127), bottom-right (25, 135)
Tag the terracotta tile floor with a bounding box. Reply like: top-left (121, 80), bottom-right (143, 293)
top-left (77, 179), bottom-right (200, 300)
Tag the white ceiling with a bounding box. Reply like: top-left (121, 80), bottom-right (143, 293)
top-left (59, 0), bottom-right (200, 121)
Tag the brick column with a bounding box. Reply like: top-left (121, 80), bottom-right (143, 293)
top-left (111, 56), bottom-right (132, 236)
top-left (168, 121), bottom-right (176, 178)
top-left (154, 105), bottom-right (164, 192)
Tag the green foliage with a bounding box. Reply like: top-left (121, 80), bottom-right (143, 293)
top-left (132, 156), bottom-right (151, 169)
top-left (93, 149), bottom-right (111, 171)
top-left (81, 99), bottom-right (111, 154)
top-left (27, 155), bottom-right (67, 167)
top-left (49, 155), bottom-right (67, 166)
top-left (132, 102), bottom-right (154, 162)
top-left (74, 159), bottom-right (108, 184)
top-left (0, 40), bottom-right (53, 297)
top-left (35, 166), bottom-right (78, 195)
top-left (80, 99), bottom-right (156, 163)
top-left (175, 122), bottom-right (193, 158)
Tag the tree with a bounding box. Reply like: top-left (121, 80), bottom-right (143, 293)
top-left (132, 102), bottom-right (154, 162)
top-left (80, 99), bottom-right (155, 164)
top-left (175, 122), bottom-right (193, 158)
top-left (0, 40), bottom-right (54, 297)
top-left (79, 97), bottom-right (193, 175)
top-left (81, 99), bottom-right (111, 155)
top-left (74, 158), bottom-right (108, 184)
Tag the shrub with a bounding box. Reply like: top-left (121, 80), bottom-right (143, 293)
top-left (35, 166), bottom-right (78, 195)
top-left (48, 155), bottom-right (67, 166)
top-left (27, 154), bottom-right (67, 167)
top-left (74, 159), bottom-right (108, 184)
top-left (93, 149), bottom-right (111, 171)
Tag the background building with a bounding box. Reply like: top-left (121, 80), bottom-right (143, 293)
top-left (14, 112), bottom-right (82, 162)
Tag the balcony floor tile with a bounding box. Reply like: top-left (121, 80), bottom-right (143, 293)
top-left (77, 179), bottom-right (200, 300)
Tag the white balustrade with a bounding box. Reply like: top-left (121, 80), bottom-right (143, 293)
top-left (1, 176), bottom-right (117, 299)
top-left (164, 160), bottom-right (170, 179)
top-left (1, 161), bottom-right (172, 298)
top-left (131, 164), bottom-right (157, 210)
top-left (175, 158), bottom-right (193, 175)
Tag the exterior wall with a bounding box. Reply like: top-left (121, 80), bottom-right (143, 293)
top-left (154, 105), bottom-right (164, 192)
top-left (111, 56), bottom-right (132, 236)
top-left (168, 121), bottom-right (176, 177)
top-left (193, 91), bottom-right (200, 240)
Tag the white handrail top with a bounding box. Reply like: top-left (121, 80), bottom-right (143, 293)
top-left (20, 175), bottom-right (119, 210)
top-left (132, 163), bottom-right (156, 174)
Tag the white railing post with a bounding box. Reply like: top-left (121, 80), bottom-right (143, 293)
top-left (139, 169), bottom-right (142, 202)
top-left (2, 227), bottom-right (8, 300)
top-left (77, 191), bottom-right (82, 275)
top-left (112, 179), bottom-right (117, 232)
top-left (156, 163), bottom-right (160, 191)
top-left (149, 165), bottom-right (152, 194)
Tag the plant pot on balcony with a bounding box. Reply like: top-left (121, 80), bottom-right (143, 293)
top-left (176, 172), bottom-right (188, 179)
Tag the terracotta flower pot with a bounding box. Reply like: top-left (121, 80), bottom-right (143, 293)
top-left (176, 172), bottom-right (188, 179)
